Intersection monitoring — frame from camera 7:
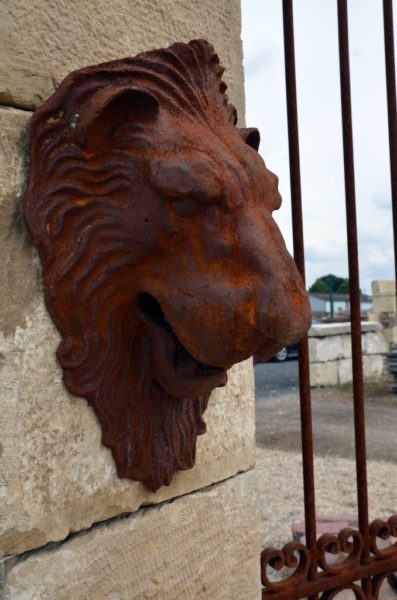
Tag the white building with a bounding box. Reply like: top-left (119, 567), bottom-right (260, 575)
top-left (309, 293), bottom-right (372, 316)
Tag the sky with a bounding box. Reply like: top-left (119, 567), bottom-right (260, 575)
top-left (241, 0), bottom-right (396, 294)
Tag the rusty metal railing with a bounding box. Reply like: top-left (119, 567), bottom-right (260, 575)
top-left (260, 1), bottom-right (397, 598)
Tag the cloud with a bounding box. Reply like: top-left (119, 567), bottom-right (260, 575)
top-left (372, 193), bottom-right (392, 211)
top-left (244, 44), bottom-right (280, 78)
top-left (305, 241), bottom-right (348, 264)
top-left (241, 0), bottom-right (396, 294)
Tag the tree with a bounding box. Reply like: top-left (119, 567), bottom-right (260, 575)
top-left (309, 274), bottom-right (351, 294)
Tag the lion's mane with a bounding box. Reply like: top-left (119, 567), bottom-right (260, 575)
top-left (24, 40), bottom-right (236, 491)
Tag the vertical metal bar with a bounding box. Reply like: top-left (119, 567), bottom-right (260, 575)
top-left (337, 0), bottom-right (370, 585)
top-left (282, 0), bottom-right (317, 589)
top-left (383, 0), bottom-right (397, 309)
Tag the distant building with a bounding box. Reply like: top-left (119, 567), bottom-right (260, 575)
top-left (309, 293), bottom-right (372, 316)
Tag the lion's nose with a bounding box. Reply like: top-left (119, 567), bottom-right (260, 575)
top-left (257, 278), bottom-right (311, 347)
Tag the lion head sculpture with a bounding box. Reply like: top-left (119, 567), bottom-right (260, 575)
top-left (24, 40), bottom-right (311, 491)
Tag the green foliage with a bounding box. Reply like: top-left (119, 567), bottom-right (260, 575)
top-left (309, 274), bottom-right (351, 294)
top-left (309, 279), bottom-right (329, 293)
top-left (336, 279), bottom-right (350, 293)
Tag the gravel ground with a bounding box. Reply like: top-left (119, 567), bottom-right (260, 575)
top-left (254, 378), bottom-right (397, 586)
top-left (255, 446), bottom-right (397, 549)
top-left (253, 377), bottom-right (397, 596)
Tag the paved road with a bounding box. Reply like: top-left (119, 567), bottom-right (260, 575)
top-left (254, 359), bottom-right (299, 400)
top-left (255, 375), bottom-right (397, 463)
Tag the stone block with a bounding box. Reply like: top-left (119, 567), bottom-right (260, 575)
top-left (341, 334), bottom-right (353, 358)
top-left (309, 335), bottom-right (350, 362)
top-left (363, 355), bottom-right (385, 379)
top-left (0, 0), bottom-right (245, 120)
top-left (0, 107), bottom-right (256, 558)
top-left (2, 471), bottom-right (261, 600)
top-left (310, 361), bottom-right (338, 387)
top-left (371, 281), bottom-right (396, 320)
top-left (373, 296), bottom-right (397, 314)
top-left (361, 322), bottom-right (383, 332)
top-left (0, 108), bottom-right (38, 337)
top-left (383, 326), bottom-right (397, 346)
top-left (337, 358), bottom-right (353, 385)
top-left (312, 353), bottom-right (385, 387)
top-left (372, 280), bottom-right (396, 296)
top-left (337, 356), bottom-right (384, 385)
top-left (362, 331), bottom-right (388, 355)
top-left (309, 323), bottom-right (351, 337)
top-left (309, 322), bottom-right (381, 338)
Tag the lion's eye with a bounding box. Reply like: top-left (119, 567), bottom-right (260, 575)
top-left (150, 155), bottom-right (223, 204)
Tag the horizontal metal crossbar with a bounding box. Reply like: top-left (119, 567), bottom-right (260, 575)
top-left (262, 516), bottom-right (397, 599)
top-left (262, 552), bottom-right (397, 600)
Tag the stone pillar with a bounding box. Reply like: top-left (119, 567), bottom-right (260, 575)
top-left (368, 280), bottom-right (397, 348)
top-left (309, 322), bottom-right (388, 387)
top-left (0, 2), bottom-right (261, 598)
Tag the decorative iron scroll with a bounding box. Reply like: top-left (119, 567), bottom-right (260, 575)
top-left (370, 515), bottom-right (397, 558)
top-left (24, 40), bottom-right (311, 491)
top-left (261, 542), bottom-right (310, 592)
top-left (261, 515), bottom-right (397, 600)
top-left (316, 527), bottom-right (363, 575)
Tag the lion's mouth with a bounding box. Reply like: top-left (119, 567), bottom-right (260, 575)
top-left (140, 293), bottom-right (228, 396)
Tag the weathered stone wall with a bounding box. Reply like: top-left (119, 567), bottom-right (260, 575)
top-left (0, 2), bottom-right (261, 598)
top-left (0, 0), bottom-right (245, 118)
top-left (3, 472), bottom-right (261, 600)
top-left (309, 322), bottom-right (387, 387)
top-left (368, 280), bottom-right (397, 348)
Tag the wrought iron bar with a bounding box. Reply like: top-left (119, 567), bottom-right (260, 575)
top-left (261, 4), bottom-right (397, 599)
top-left (282, 0), bottom-right (317, 589)
top-left (337, 0), bottom-right (370, 592)
top-left (383, 0), bottom-right (397, 305)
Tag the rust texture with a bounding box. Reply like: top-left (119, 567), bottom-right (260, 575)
top-left (261, 516), bottom-right (397, 600)
top-left (337, 3), bottom-right (370, 594)
top-left (383, 0), bottom-right (397, 303)
top-left (282, 4), bottom-right (318, 594)
top-left (261, 515), bottom-right (397, 600)
top-left (261, 2), bottom-right (397, 599)
top-left (24, 40), bottom-right (311, 492)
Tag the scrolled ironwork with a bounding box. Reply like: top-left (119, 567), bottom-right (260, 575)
top-left (370, 515), bottom-right (397, 558)
top-left (317, 527), bottom-right (363, 575)
top-left (371, 570), bottom-right (397, 599)
top-left (321, 583), bottom-right (366, 600)
top-left (260, 541), bottom-right (310, 592)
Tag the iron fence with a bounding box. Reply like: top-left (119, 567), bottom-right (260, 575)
top-left (260, 1), bottom-right (397, 598)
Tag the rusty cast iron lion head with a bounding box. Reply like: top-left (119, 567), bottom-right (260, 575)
top-left (24, 40), bottom-right (311, 491)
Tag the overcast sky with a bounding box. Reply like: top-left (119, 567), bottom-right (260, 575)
top-left (241, 0), bottom-right (396, 294)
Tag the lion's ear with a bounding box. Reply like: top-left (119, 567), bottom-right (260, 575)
top-left (75, 85), bottom-right (159, 147)
top-left (239, 127), bottom-right (260, 151)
